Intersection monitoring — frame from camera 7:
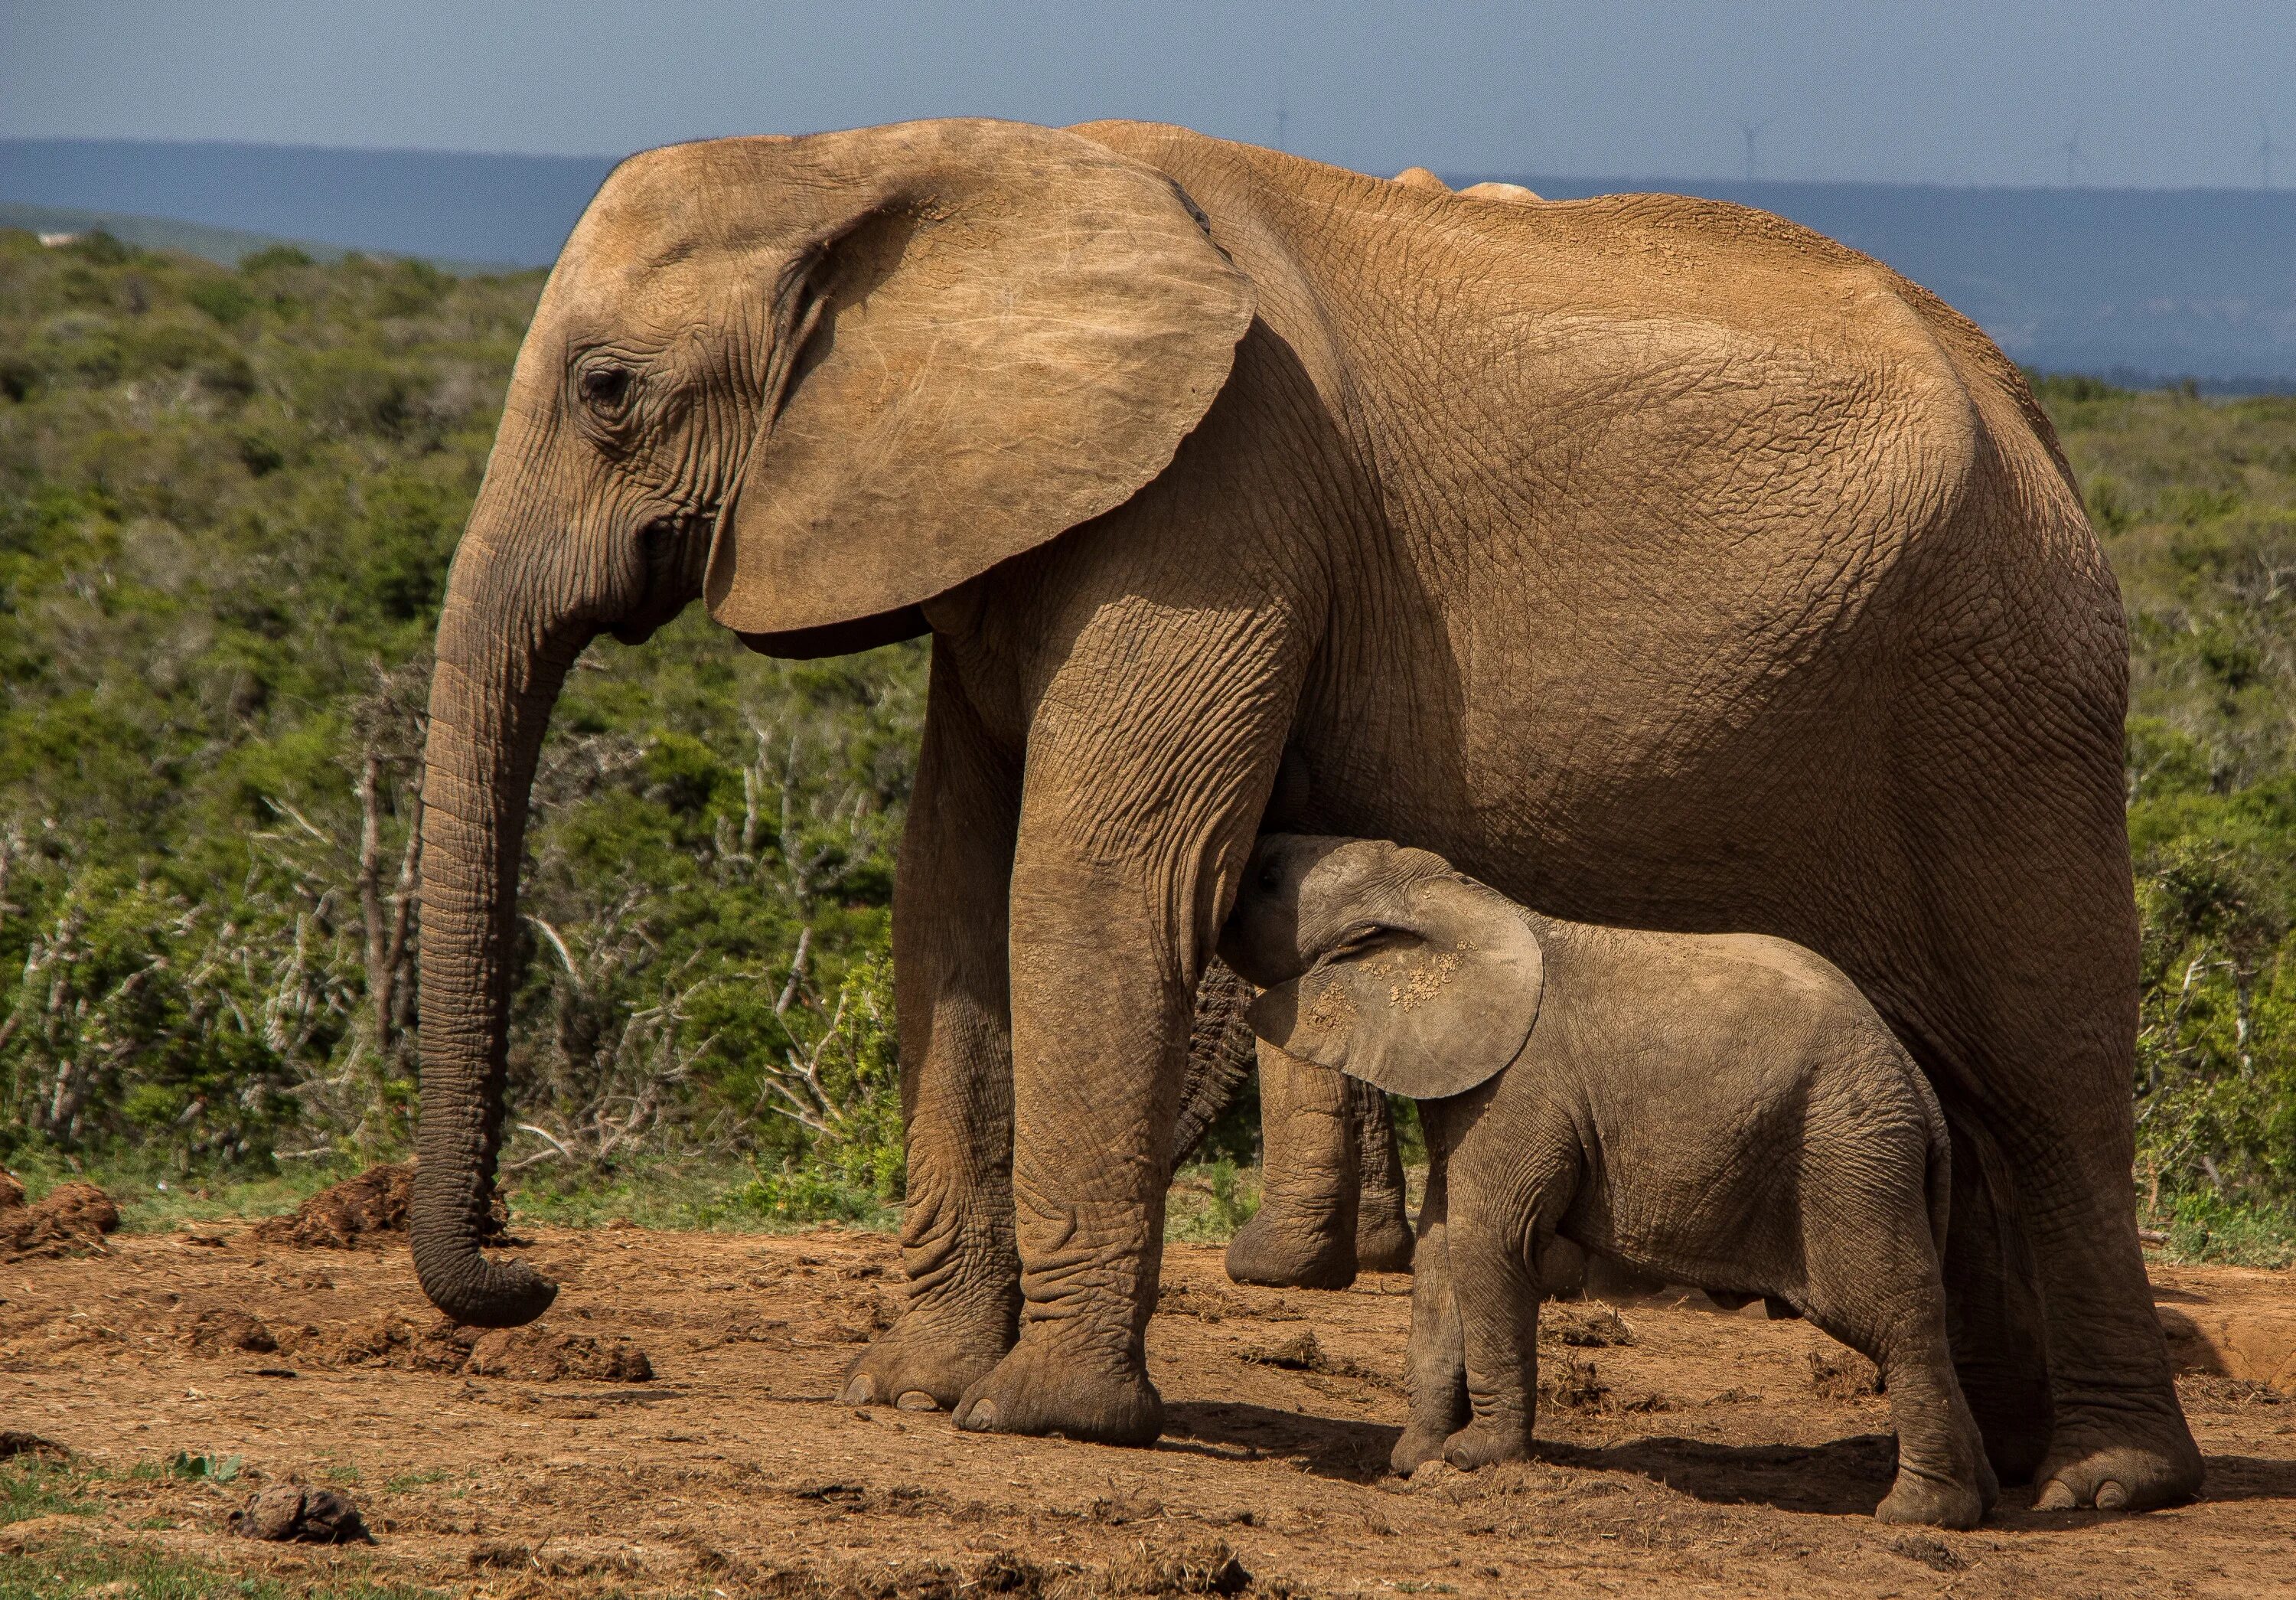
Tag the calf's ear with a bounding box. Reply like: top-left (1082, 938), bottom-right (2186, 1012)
top-left (1245, 873), bottom-right (1543, 1099)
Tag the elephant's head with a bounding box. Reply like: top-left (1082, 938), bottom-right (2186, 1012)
top-left (1219, 834), bottom-right (1545, 1101)
top-left (412, 119), bottom-right (1254, 1326)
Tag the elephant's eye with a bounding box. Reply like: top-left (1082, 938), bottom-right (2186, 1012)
top-left (1258, 864), bottom-right (1282, 892)
top-left (579, 364), bottom-right (633, 410)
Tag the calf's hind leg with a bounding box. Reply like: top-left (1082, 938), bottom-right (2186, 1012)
top-left (1800, 1167), bottom-right (1994, 1527)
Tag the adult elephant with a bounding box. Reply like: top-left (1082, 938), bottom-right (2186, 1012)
top-left (408, 116), bottom-right (2197, 1510)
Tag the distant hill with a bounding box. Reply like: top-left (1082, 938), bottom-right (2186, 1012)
top-left (6, 138), bottom-right (2295, 384)
top-left (0, 200), bottom-right (351, 268)
top-left (0, 139), bottom-right (605, 268)
top-left (0, 200), bottom-right (510, 276)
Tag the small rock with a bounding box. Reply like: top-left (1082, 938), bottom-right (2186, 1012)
top-left (228, 1484), bottom-right (373, 1545)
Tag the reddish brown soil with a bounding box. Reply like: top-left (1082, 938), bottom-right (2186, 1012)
top-left (2, 1223), bottom-right (2291, 1596)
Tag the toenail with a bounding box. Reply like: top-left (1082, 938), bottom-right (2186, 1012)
top-left (895, 1390), bottom-right (941, 1412)
top-left (2095, 1480), bottom-right (2128, 1510)
top-left (839, 1375), bottom-right (874, 1406)
top-left (961, 1399), bottom-right (996, 1431)
top-left (2035, 1480), bottom-right (2076, 1511)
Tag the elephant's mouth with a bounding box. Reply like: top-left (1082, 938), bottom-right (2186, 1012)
top-left (610, 513), bottom-right (712, 645)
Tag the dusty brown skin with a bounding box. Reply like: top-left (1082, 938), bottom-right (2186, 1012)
top-left (1225, 835), bottom-right (1998, 1527)
top-left (411, 116), bottom-right (2190, 1507)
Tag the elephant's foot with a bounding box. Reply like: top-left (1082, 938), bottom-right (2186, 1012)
top-left (2033, 1403), bottom-right (2203, 1512)
top-left (1875, 1468), bottom-right (1987, 1531)
top-left (1355, 1205), bottom-right (1416, 1274)
top-left (840, 1305), bottom-right (1013, 1413)
top-left (1441, 1419), bottom-right (1531, 1471)
top-left (1390, 1422), bottom-right (1450, 1476)
top-left (1225, 1208), bottom-right (1355, 1289)
top-left (954, 1327), bottom-right (1163, 1445)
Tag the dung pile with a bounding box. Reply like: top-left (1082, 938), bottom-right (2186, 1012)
top-left (174, 1305), bottom-right (652, 1383)
top-left (249, 1161), bottom-right (509, 1249)
top-left (0, 1177), bottom-right (120, 1261)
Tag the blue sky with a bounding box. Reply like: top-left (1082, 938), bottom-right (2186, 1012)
top-left (4, 1), bottom-right (2293, 188)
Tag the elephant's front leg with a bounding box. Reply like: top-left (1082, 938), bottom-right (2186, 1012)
top-left (843, 652), bottom-right (1023, 1412)
top-left (951, 624), bottom-right (1299, 1444)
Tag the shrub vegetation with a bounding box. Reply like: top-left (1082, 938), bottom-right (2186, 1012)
top-left (0, 232), bottom-right (2288, 1259)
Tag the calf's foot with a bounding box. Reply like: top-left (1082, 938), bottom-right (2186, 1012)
top-left (954, 1325), bottom-right (1163, 1445)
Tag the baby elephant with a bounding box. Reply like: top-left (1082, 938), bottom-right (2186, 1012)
top-left (1221, 834), bottom-right (1998, 1530)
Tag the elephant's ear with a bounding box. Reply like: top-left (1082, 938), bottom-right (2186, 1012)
top-left (706, 121), bottom-right (1257, 640)
top-left (1245, 874), bottom-right (1544, 1099)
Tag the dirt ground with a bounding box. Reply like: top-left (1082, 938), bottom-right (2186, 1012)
top-left (2, 1218), bottom-right (2293, 1598)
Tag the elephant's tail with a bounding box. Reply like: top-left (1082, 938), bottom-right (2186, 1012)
top-left (1169, 958), bottom-right (1259, 1168)
top-left (1908, 1054), bottom-right (1953, 1259)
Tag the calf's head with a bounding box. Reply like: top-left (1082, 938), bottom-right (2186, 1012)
top-left (1219, 835), bottom-right (1546, 1099)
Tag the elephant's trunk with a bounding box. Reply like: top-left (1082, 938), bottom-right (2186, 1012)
top-left (409, 518), bottom-right (592, 1327)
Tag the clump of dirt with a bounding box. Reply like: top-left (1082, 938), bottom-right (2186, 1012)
top-left (1240, 1331), bottom-right (1329, 1372)
top-left (688, 1540), bottom-right (1248, 1598)
top-left (182, 1306), bottom-right (280, 1355)
top-left (248, 1161), bottom-right (509, 1249)
top-left (255, 1311), bottom-right (648, 1381)
top-left (2178, 1373), bottom-right (2290, 1411)
top-left (1541, 1350), bottom-right (1615, 1412)
top-left (1886, 1534), bottom-right (1971, 1573)
top-left (1104, 1540), bottom-right (1252, 1595)
top-left (1236, 1330), bottom-right (1394, 1389)
top-left (228, 1482), bottom-right (374, 1544)
top-left (1808, 1347), bottom-right (1881, 1400)
top-left (462, 1324), bottom-right (653, 1382)
top-left (1543, 1303), bottom-right (1636, 1348)
top-left (0, 1431), bottom-right (69, 1461)
top-left (0, 1180), bottom-right (119, 1260)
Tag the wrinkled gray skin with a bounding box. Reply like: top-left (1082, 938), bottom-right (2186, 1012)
top-left (1224, 1046), bottom-right (1414, 1288)
top-left (409, 116), bottom-right (2193, 1507)
top-left (1223, 836), bottom-right (2001, 1528)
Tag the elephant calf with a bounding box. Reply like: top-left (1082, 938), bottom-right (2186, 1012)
top-left (1221, 834), bottom-right (1998, 1530)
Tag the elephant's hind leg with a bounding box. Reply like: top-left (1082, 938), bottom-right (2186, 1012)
top-left (843, 652), bottom-right (1023, 1412)
top-left (1896, 759), bottom-right (2200, 1510)
top-left (1225, 1041), bottom-right (1363, 1288)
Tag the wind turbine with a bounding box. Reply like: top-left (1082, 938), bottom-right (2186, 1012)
top-left (1275, 87), bottom-right (1290, 153)
top-left (1739, 119), bottom-right (1771, 181)
top-left (2260, 118), bottom-right (2277, 190)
